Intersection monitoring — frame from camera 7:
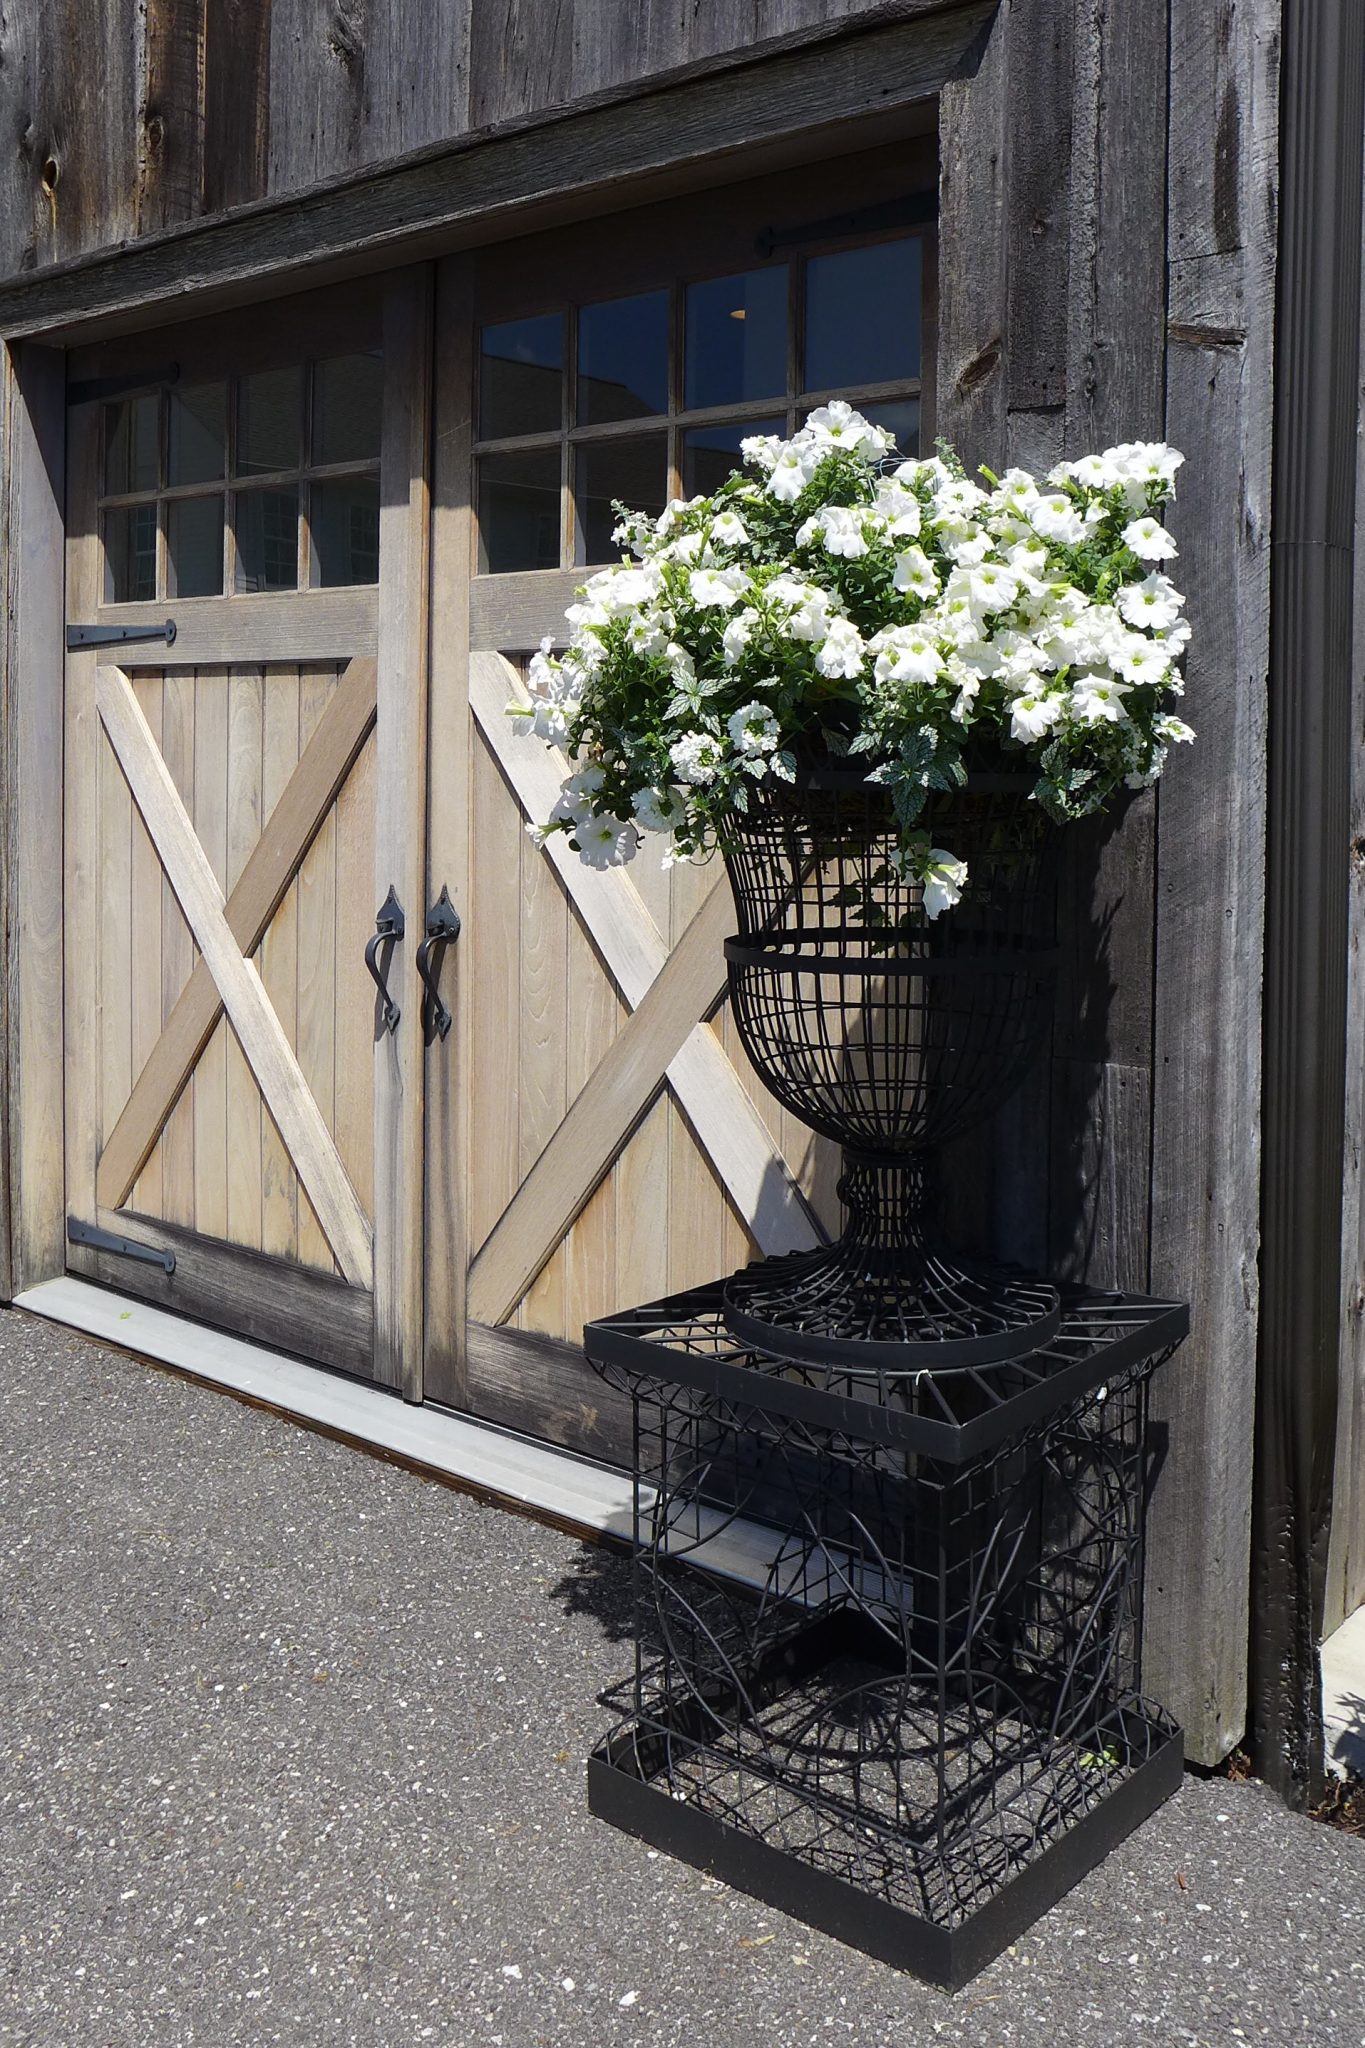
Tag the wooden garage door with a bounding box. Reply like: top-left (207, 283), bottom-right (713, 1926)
top-left (423, 150), bottom-right (935, 1460)
top-left (62, 276), bottom-right (432, 1391)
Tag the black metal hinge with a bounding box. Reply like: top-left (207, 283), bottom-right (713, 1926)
top-left (66, 619), bottom-right (177, 651)
top-left (67, 1218), bottom-right (175, 1274)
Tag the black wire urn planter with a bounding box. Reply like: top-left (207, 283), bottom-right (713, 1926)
top-left (584, 763), bottom-right (1189, 1991)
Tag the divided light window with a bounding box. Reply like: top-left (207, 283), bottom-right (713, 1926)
top-left (474, 231), bottom-right (928, 576)
top-left (100, 352), bottom-right (383, 603)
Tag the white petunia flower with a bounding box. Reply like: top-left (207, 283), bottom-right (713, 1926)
top-left (893, 547), bottom-right (939, 600)
top-left (1111, 636), bottom-right (1171, 688)
top-left (1122, 516), bottom-right (1178, 562)
top-left (767, 447), bottom-right (814, 503)
top-left (923, 849), bottom-right (968, 920)
top-left (669, 731), bottom-right (727, 785)
top-left (797, 505), bottom-right (869, 559)
top-left (1070, 674), bottom-right (1132, 725)
top-left (727, 702), bottom-right (781, 755)
top-left (873, 481), bottom-right (923, 538)
top-left (574, 812), bottom-right (638, 869)
top-left (868, 626), bottom-right (944, 686)
top-left (709, 509), bottom-right (750, 548)
top-left (814, 617), bottom-right (865, 679)
top-left (721, 609), bottom-right (758, 664)
top-left (965, 562), bottom-right (1021, 615)
top-left (689, 566), bottom-right (750, 609)
top-left (1010, 693), bottom-right (1065, 743)
top-left (1031, 494), bottom-right (1088, 546)
top-left (1116, 573), bottom-right (1185, 630)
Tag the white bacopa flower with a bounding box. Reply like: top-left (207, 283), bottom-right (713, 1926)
top-left (796, 504), bottom-right (869, 559)
top-left (1030, 493), bottom-right (1088, 546)
top-left (1155, 713), bottom-right (1196, 745)
top-left (574, 812), bottom-right (638, 870)
top-left (727, 702), bottom-right (781, 755)
top-left (1116, 573), bottom-right (1184, 630)
top-left (923, 849), bottom-right (968, 920)
top-left (1122, 516), bottom-right (1178, 562)
top-left (669, 731), bottom-right (726, 785)
top-left (632, 785), bottom-right (686, 834)
top-left (814, 617), bottom-right (865, 679)
top-left (868, 626), bottom-right (944, 686)
top-left (893, 547), bottom-right (939, 600)
top-left (739, 432), bottom-right (781, 472)
top-left (1010, 692), bottom-right (1065, 743)
top-left (688, 566), bottom-right (750, 608)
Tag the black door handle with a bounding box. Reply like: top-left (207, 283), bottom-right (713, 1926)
top-left (365, 885), bottom-right (405, 1034)
top-left (417, 885), bottom-right (461, 1043)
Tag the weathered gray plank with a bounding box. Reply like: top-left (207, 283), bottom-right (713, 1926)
top-left (135, 0), bottom-right (206, 235)
top-left (1145, 0), bottom-right (1280, 1764)
top-left (466, 1318), bottom-right (633, 1468)
top-left (203, 0), bottom-right (273, 213)
top-left (266, 0), bottom-right (371, 195)
top-left (470, 0), bottom-right (575, 130)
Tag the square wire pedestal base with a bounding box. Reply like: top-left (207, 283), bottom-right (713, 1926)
top-left (585, 1282), bottom-right (1189, 1990)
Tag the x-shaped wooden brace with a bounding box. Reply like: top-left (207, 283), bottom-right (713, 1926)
top-left (94, 660), bottom-right (377, 1288)
top-left (466, 652), bottom-right (821, 1327)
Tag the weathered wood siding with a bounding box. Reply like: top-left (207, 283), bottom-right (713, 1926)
top-left (0, 0), bottom-right (959, 275)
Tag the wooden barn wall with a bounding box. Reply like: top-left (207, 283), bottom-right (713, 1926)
top-left (0, 0), bottom-right (959, 275)
top-left (939, 0), bottom-right (1278, 1763)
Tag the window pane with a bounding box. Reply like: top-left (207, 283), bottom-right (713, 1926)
top-left (104, 395), bottom-right (159, 495)
top-left (576, 436), bottom-right (667, 565)
top-left (235, 486), bottom-right (299, 592)
top-left (858, 396), bottom-right (920, 457)
top-left (105, 504), bottom-right (158, 602)
top-left (166, 495), bottom-right (224, 597)
top-left (310, 477), bottom-right (380, 586)
top-left (168, 382), bottom-right (226, 486)
top-left (237, 366), bottom-right (302, 476)
top-left (682, 415), bottom-right (785, 499)
top-left (479, 316), bottom-right (563, 440)
top-left (684, 267), bottom-right (787, 410)
top-left (312, 353), bottom-right (383, 466)
top-left (577, 292), bottom-right (669, 426)
top-left (478, 448), bottom-right (561, 573)
top-left (804, 238), bottom-right (922, 394)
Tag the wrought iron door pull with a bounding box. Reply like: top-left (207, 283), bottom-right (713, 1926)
top-left (365, 885), bottom-right (405, 1034)
top-left (416, 886), bottom-right (461, 1044)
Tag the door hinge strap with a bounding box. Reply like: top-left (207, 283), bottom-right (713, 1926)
top-left (66, 619), bottom-right (177, 651)
top-left (67, 1218), bottom-right (175, 1274)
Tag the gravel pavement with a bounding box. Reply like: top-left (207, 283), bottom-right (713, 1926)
top-left (2, 1310), bottom-right (1364, 2047)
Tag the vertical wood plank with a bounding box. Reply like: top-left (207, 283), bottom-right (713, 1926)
top-left (295, 663), bottom-right (338, 1271)
top-left (423, 251), bottom-right (476, 1408)
top-left (60, 379), bottom-right (100, 1276)
top-left (564, 900), bottom-right (624, 1334)
top-left (191, 669), bottom-right (228, 1241)
top-left (136, 0), bottom-right (207, 236)
top-left (468, 738), bottom-right (522, 1256)
top-left (130, 676), bottom-right (165, 1218)
top-left (158, 669), bottom-right (197, 1229)
top-left (518, 813), bottom-right (568, 1334)
top-left (615, 845), bottom-right (675, 1308)
top-left (333, 725), bottom-right (377, 1219)
top-left (374, 265), bottom-right (433, 1393)
top-left (259, 666), bottom-right (300, 1260)
top-left (97, 703), bottom-right (133, 1151)
top-left (202, 0), bottom-right (271, 213)
top-left (666, 860), bottom-right (726, 1296)
top-left (225, 666), bottom-right (263, 1249)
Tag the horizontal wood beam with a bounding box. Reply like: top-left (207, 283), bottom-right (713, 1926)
top-left (0, 6), bottom-right (990, 343)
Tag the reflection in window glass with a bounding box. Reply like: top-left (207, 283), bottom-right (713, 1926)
top-left (684, 268), bottom-right (787, 411)
top-left (682, 416), bottom-right (786, 500)
top-left (237, 366), bottom-right (303, 476)
top-left (168, 383), bottom-right (226, 487)
top-left (576, 435), bottom-right (668, 565)
top-left (578, 292), bottom-right (669, 426)
top-left (480, 316), bottom-right (563, 440)
top-left (105, 395), bottom-right (159, 495)
top-left (804, 238), bottom-right (922, 394)
top-left (235, 487), bottom-right (299, 592)
top-left (478, 448), bottom-right (561, 573)
top-left (166, 495), bottom-right (224, 597)
top-left (105, 504), bottom-right (158, 603)
top-left (311, 477), bottom-right (381, 586)
top-left (312, 353), bottom-right (383, 466)
top-left (858, 396), bottom-right (920, 457)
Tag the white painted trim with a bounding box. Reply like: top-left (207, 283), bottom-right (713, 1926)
top-left (1321, 1603), bottom-right (1365, 1777)
top-left (12, 1277), bottom-right (830, 1597)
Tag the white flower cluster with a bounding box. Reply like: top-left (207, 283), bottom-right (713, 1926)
top-left (512, 404), bottom-right (1193, 911)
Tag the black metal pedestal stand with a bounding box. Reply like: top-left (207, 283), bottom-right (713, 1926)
top-left (585, 1286), bottom-right (1187, 1989)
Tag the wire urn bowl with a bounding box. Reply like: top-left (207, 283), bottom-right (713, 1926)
top-left (720, 764), bottom-right (1060, 1369)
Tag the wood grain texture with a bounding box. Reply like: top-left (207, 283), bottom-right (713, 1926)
top-left (1145, 0), bottom-right (1279, 1761)
top-left (96, 662), bottom-right (374, 1286)
top-left (224, 667), bottom-right (264, 1249)
top-left (0, 10), bottom-right (983, 339)
top-left (202, 0), bottom-right (273, 213)
top-left (465, 1317), bottom-right (633, 1468)
top-left (88, 589), bottom-right (377, 668)
top-left (4, 345), bottom-right (67, 1297)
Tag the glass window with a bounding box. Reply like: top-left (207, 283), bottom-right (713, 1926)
top-left (104, 395), bottom-right (159, 496)
top-left (310, 476), bottom-right (380, 587)
top-left (166, 495), bottom-right (224, 597)
top-left (167, 383), bottom-right (226, 487)
top-left (237, 366), bottom-right (302, 476)
top-left (235, 487), bottom-right (299, 592)
top-left (478, 449), bottom-right (561, 574)
top-left (577, 292), bottom-right (669, 426)
top-left (480, 316), bottom-right (563, 440)
top-left (858, 396), bottom-right (920, 458)
top-left (312, 353), bottom-right (383, 466)
top-left (576, 435), bottom-right (668, 565)
top-left (105, 504), bottom-right (158, 603)
top-left (684, 267), bottom-right (787, 410)
top-left (804, 239), bottom-right (922, 394)
top-left (682, 415), bottom-right (786, 499)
